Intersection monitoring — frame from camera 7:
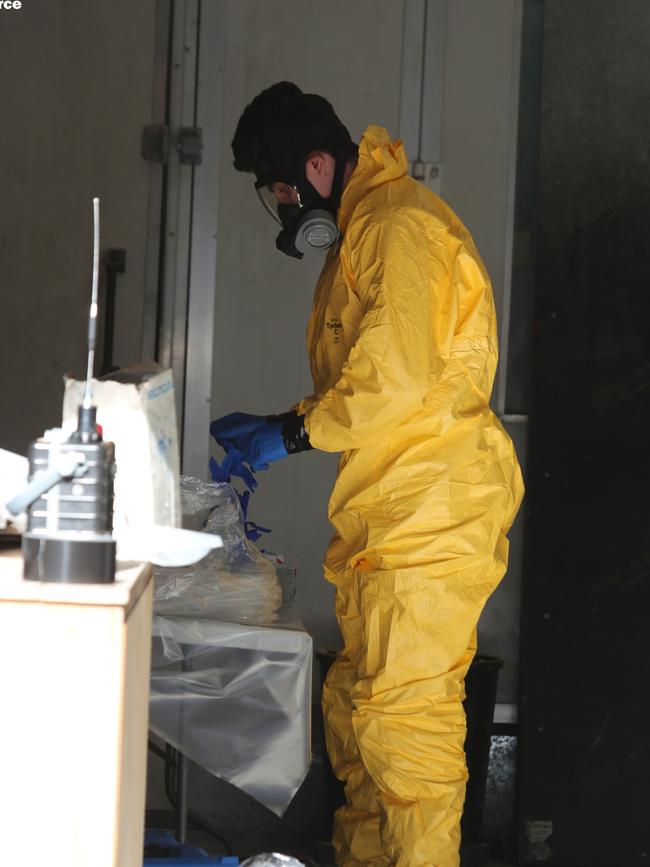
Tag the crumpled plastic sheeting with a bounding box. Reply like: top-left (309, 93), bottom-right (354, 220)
top-left (180, 474), bottom-right (227, 521)
top-left (149, 614), bottom-right (312, 816)
top-left (152, 477), bottom-right (281, 624)
top-left (241, 855), bottom-right (306, 867)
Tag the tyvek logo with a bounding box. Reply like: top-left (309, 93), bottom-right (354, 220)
top-left (326, 319), bottom-right (342, 344)
top-left (0, 1), bottom-right (23, 9)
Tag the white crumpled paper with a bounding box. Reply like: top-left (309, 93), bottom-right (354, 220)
top-left (115, 523), bottom-right (222, 566)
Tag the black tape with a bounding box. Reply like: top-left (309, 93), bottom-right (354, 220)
top-left (280, 411), bottom-right (313, 455)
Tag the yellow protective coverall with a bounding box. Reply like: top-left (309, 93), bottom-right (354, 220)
top-left (297, 126), bottom-right (524, 867)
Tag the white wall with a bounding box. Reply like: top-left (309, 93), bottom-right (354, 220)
top-left (442, 0), bottom-right (521, 337)
top-left (210, 0), bottom-right (524, 665)
top-left (0, 0), bottom-right (159, 454)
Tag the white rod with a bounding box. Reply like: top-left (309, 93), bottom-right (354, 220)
top-left (83, 196), bottom-right (100, 407)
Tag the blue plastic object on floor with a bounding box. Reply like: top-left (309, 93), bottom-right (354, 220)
top-left (144, 829), bottom-right (239, 865)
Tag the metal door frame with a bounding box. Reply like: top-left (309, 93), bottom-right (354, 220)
top-left (399, 0), bottom-right (447, 194)
top-left (182, 0), bottom-right (226, 479)
top-left (144, 0), bottom-right (226, 479)
top-left (142, 0), bottom-right (173, 365)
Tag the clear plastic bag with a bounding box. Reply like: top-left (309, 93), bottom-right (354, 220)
top-left (149, 615), bottom-right (312, 816)
top-left (152, 477), bottom-right (282, 624)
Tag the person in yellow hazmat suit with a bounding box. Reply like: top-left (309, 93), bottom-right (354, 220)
top-left (211, 82), bottom-right (524, 867)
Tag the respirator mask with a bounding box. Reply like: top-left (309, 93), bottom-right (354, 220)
top-left (254, 146), bottom-right (350, 259)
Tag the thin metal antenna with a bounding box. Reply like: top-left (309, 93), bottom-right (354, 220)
top-left (83, 197), bottom-right (100, 408)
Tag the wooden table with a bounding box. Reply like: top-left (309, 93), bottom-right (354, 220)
top-left (0, 545), bottom-right (153, 867)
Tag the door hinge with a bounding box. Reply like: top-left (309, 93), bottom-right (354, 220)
top-left (142, 125), bottom-right (203, 166)
top-left (177, 127), bottom-right (203, 165)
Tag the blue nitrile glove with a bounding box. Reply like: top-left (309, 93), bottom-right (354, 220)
top-left (212, 410), bottom-right (311, 471)
top-left (238, 489), bottom-right (272, 542)
top-left (234, 420), bottom-right (288, 471)
top-left (209, 447), bottom-right (257, 492)
top-left (210, 412), bottom-right (269, 449)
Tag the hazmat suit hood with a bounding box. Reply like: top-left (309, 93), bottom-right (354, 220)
top-left (338, 125), bottom-right (409, 234)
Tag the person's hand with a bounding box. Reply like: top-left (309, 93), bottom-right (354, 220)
top-left (209, 412), bottom-right (268, 449)
top-left (211, 410), bottom-right (310, 471)
top-left (226, 420), bottom-right (288, 471)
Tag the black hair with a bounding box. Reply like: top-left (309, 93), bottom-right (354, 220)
top-left (231, 81), bottom-right (354, 182)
